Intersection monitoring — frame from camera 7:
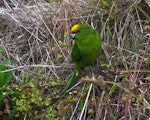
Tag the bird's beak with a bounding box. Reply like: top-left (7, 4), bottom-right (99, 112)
top-left (71, 33), bottom-right (76, 39)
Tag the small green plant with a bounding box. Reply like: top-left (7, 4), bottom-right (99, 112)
top-left (0, 59), bottom-right (14, 119)
top-left (134, 2), bottom-right (150, 23)
top-left (0, 59), bottom-right (12, 107)
top-left (58, 40), bottom-right (68, 47)
top-left (0, 62), bottom-right (62, 119)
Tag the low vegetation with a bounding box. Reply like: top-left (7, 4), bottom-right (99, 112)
top-left (0, 0), bottom-right (149, 119)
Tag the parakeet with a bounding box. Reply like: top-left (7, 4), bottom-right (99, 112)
top-left (60, 24), bottom-right (102, 95)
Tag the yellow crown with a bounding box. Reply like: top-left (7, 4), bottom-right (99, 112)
top-left (71, 24), bottom-right (80, 33)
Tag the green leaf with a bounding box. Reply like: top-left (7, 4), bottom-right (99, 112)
top-left (135, 3), bottom-right (150, 22)
top-left (0, 91), bottom-right (5, 107)
top-left (57, 53), bottom-right (62, 59)
top-left (0, 47), bottom-right (3, 57)
top-left (0, 60), bottom-right (12, 88)
top-left (145, 0), bottom-right (150, 8)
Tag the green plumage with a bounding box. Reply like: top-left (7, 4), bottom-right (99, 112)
top-left (60, 24), bottom-right (102, 95)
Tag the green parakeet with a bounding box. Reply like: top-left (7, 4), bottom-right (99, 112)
top-left (60, 24), bottom-right (102, 95)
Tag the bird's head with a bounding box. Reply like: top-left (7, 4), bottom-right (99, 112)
top-left (71, 24), bottom-right (81, 39)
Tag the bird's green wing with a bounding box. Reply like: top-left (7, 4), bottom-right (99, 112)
top-left (71, 42), bottom-right (82, 62)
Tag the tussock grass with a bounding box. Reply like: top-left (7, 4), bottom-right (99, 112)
top-left (0, 0), bottom-right (149, 119)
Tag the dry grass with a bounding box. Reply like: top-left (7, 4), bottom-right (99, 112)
top-left (0, 0), bottom-right (150, 119)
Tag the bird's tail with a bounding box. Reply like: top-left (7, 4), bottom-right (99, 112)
top-left (60, 70), bottom-right (77, 95)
